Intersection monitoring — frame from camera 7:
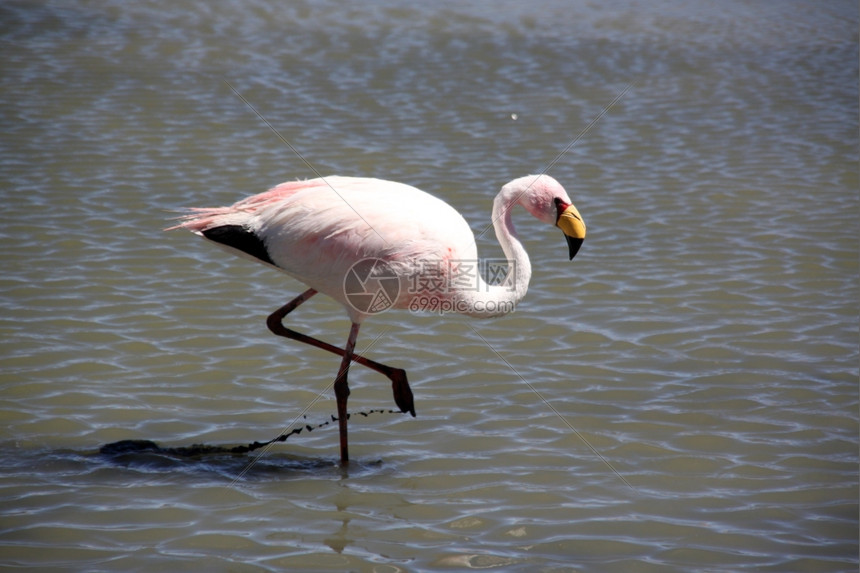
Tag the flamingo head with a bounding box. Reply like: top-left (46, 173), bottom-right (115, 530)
top-left (504, 175), bottom-right (587, 260)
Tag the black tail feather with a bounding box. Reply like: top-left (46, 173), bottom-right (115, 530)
top-left (202, 225), bottom-right (275, 265)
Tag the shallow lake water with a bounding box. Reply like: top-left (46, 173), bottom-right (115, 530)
top-left (1, 0), bottom-right (858, 570)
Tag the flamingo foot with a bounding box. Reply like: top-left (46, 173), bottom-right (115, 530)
top-left (390, 368), bottom-right (415, 417)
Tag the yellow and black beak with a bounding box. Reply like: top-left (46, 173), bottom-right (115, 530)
top-left (555, 201), bottom-right (586, 260)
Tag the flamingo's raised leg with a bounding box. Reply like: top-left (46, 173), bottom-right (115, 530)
top-left (265, 288), bottom-right (416, 422)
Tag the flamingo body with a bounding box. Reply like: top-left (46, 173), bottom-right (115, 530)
top-left (178, 177), bottom-right (480, 323)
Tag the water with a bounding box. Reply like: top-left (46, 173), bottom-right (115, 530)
top-left (1, 0), bottom-right (857, 570)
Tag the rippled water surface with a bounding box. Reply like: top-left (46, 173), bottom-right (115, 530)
top-left (1, 0), bottom-right (858, 571)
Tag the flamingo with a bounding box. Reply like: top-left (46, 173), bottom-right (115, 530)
top-left (170, 174), bottom-right (586, 463)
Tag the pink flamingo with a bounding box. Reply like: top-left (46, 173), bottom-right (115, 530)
top-left (170, 175), bottom-right (586, 463)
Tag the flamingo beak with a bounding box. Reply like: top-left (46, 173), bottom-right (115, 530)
top-left (556, 204), bottom-right (586, 260)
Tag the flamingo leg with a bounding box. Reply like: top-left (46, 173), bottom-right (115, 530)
top-left (334, 322), bottom-right (360, 463)
top-left (266, 289), bottom-right (415, 416)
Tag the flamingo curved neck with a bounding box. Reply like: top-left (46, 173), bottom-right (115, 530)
top-left (457, 192), bottom-right (532, 318)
